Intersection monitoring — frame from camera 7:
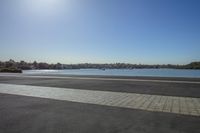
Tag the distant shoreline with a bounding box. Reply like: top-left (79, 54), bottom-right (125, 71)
top-left (0, 68), bottom-right (22, 73)
top-left (1, 59), bottom-right (200, 70)
top-left (1, 67), bottom-right (200, 74)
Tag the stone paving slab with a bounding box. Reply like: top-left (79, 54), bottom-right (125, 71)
top-left (0, 83), bottom-right (199, 116)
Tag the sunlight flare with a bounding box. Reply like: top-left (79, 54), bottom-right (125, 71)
top-left (21, 0), bottom-right (67, 17)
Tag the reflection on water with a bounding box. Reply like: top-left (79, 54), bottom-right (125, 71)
top-left (23, 69), bottom-right (200, 78)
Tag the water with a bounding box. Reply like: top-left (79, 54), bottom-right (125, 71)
top-left (23, 69), bottom-right (200, 78)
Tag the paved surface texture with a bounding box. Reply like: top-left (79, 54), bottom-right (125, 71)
top-left (0, 83), bottom-right (200, 116)
top-left (0, 74), bottom-right (200, 133)
top-left (0, 93), bottom-right (200, 133)
top-left (1, 74), bottom-right (200, 84)
top-left (0, 74), bottom-right (200, 98)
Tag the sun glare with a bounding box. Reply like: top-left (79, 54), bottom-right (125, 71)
top-left (21, 0), bottom-right (66, 17)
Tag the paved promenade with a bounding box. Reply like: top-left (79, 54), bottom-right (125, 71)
top-left (0, 74), bottom-right (200, 133)
top-left (0, 83), bottom-right (200, 116)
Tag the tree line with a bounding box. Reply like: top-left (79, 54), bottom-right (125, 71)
top-left (0, 59), bottom-right (200, 72)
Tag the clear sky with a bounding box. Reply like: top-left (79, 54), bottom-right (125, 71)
top-left (0, 0), bottom-right (200, 64)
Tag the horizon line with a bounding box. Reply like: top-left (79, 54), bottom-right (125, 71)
top-left (1, 59), bottom-right (199, 66)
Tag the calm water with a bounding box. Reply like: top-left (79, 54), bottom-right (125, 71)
top-left (23, 69), bottom-right (200, 78)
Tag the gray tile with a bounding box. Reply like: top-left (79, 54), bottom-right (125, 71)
top-left (0, 83), bottom-right (199, 117)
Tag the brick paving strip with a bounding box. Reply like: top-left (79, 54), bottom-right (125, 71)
top-left (0, 83), bottom-right (199, 116)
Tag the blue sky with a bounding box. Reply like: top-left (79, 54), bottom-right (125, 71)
top-left (0, 0), bottom-right (200, 64)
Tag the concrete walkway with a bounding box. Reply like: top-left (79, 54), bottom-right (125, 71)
top-left (1, 74), bottom-right (200, 84)
top-left (0, 83), bottom-right (199, 116)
